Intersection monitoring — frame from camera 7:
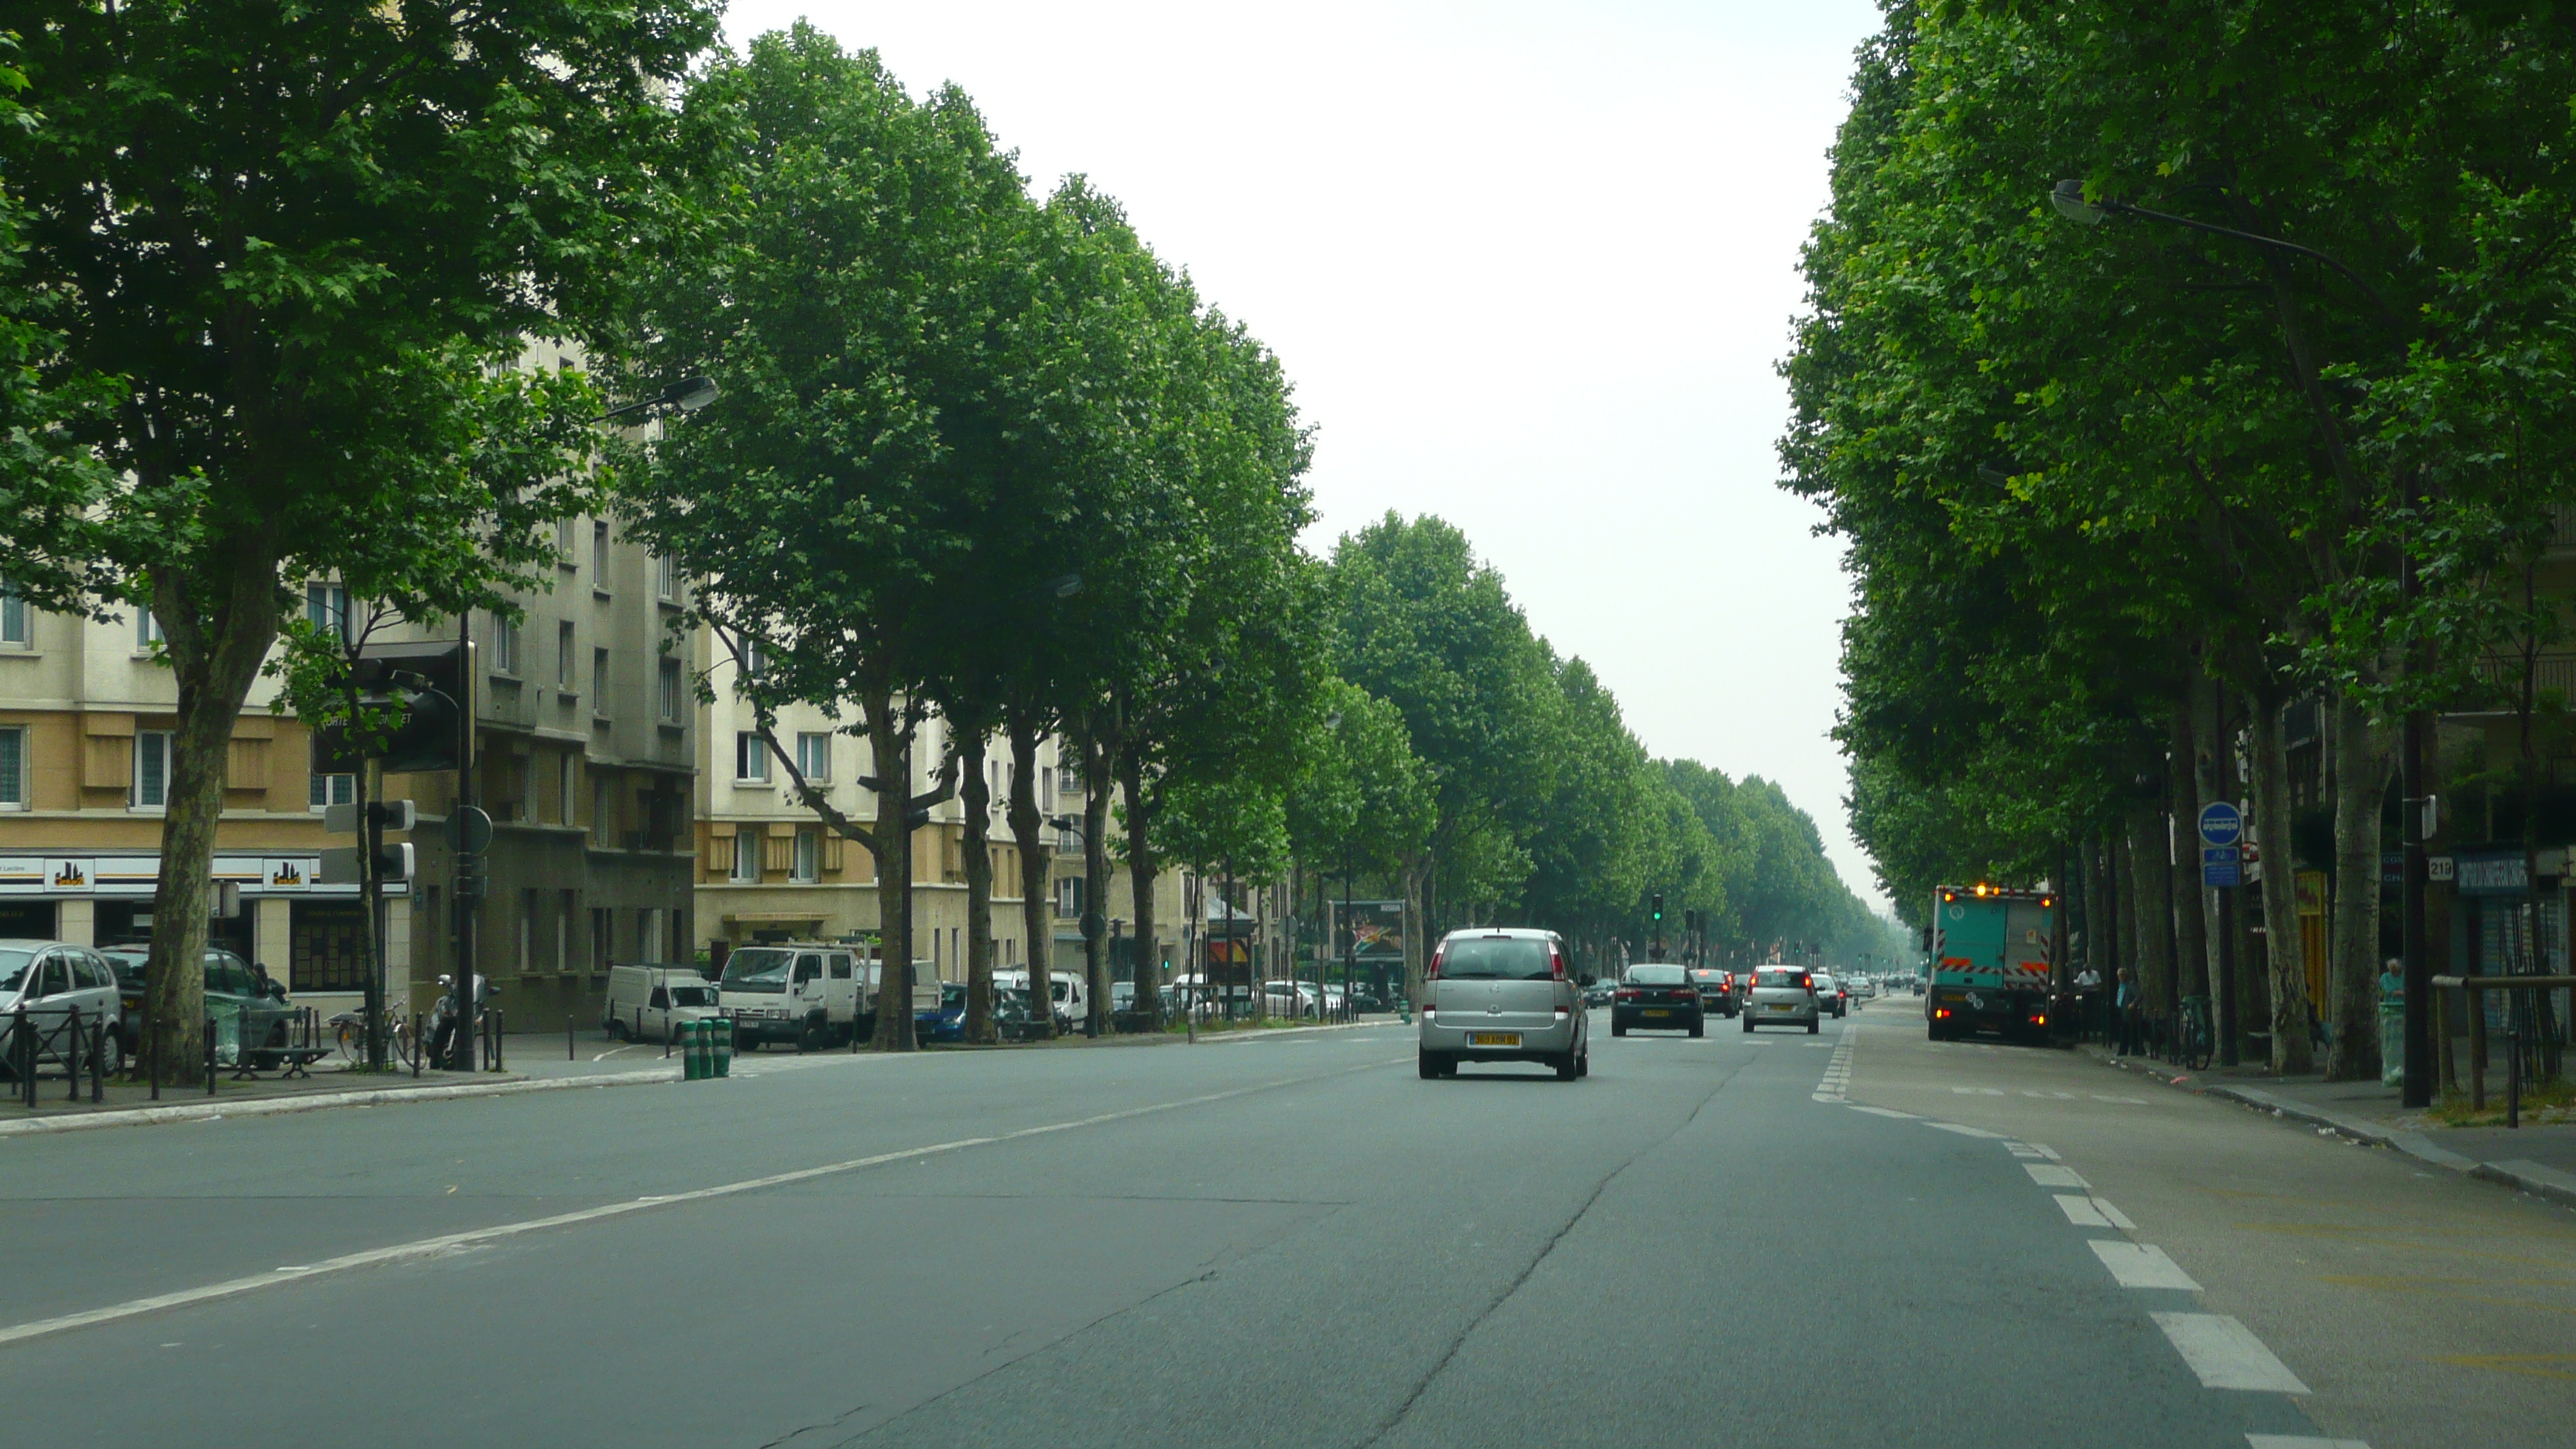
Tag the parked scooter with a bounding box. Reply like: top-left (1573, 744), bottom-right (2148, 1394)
top-left (423, 972), bottom-right (494, 1067)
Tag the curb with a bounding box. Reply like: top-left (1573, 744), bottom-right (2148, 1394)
top-left (0, 1065), bottom-right (682, 1139)
top-left (2081, 1045), bottom-right (2576, 1212)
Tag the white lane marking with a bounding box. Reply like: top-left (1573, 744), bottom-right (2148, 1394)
top-left (0, 1057), bottom-right (1404, 1351)
top-left (2152, 1313), bottom-right (2311, 1393)
top-left (2090, 1241), bottom-right (2202, 1290)
top-left (2246, 1437), bottom-right (2369, 1449)
top-left (1846, 1105), bottom-right (1917, 1119)
top-left (2025, 1142), bottom-right (2062, 1160)
top-left (1951, 1086), bottom-right (2006, 1096)
top-left (2054, 1194), bottom-right (2112, 1228)
top-left (2091, 1197), bottom-right (2135, 1230)
top-left (2091, 1094), bottom-right (2150, 1105)
top-left (1811, 1023), bottom-right (1858, 1103)
top-left (2025, 1163), bottom-right (2090, 1189)
top-left (1926, 1122), bottom-right (2005, 1139)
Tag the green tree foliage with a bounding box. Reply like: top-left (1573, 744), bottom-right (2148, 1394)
top-left (2, 0), bottom-right (714, 1077)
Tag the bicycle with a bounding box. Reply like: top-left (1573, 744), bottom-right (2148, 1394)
top-left (2177, 994), bottom-right (2215, 1071)
top-left (331, 1006), bottom-right (414, 1068)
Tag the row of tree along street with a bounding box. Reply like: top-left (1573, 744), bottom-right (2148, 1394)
top-left (0, 7), bottom-right (1885, 1077)
top-left (1784, 0), bottom-right (2576, 1088)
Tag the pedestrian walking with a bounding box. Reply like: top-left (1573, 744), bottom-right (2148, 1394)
top-left (2074, 965), bottom-right (2102, 1043)
top-left (2115, 968), bottom-right (2142, 1056)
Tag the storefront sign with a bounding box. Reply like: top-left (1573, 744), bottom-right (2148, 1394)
top-left (2456, 852), bottom-right (2530, 896)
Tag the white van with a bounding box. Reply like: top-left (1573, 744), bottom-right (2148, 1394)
top-left (602, 964), bottom-right (722, 1044)
top-left (992, 969), bottom-right (1083, 1030)
top-left (719, 943), bottom-right (863, 1051)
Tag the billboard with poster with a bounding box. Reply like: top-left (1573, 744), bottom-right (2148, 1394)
top-left (1330, 900), bottom-right (1406, 964)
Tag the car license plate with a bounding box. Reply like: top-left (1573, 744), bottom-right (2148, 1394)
top-left (1769, 1003), bottom-right (1793, 1012)
top-left (1643, 1009), bottom-right (1670, 1018)
top-left (1469, 1032), bottom-right (1519, 1046)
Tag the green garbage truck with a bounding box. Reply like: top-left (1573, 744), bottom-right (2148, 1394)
top-left (1923, 886), bottom-right (2057, 1042)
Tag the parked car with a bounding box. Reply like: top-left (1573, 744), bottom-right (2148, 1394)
top-left (603, 964), bottom-right (721, 1044)
top-left (1813, 971), bottom-right (1847, 1018)
top-left (95, 941), bottom-right (296, 1068)
top-left (1688, 968), bottom-right (1736, 1019)
top-left (1417, 927), bottom-right (1590, 1080)
top-left (0, 940), bottom-right (123, 1075)
top-left (994, 970), bottom-right (1081, 1031)
top-left (1743, 966), bottom-right (1821, 1034)
top-left (1612, 963), bottom-right (1704, 1037)
top-left (718, 943), bottom-right (862, 1051)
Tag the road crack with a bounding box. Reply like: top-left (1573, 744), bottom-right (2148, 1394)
top-left (1358, 1056), bottom-right (1755, 1446)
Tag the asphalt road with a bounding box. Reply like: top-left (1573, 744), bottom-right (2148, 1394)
top-left (0, 997), bottom-right (2536, 1447)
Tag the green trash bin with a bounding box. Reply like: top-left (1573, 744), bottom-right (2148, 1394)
top-left (711, 1017), bottom-right (732, 1078)
top-left (2379, 1001), bottom-right (2405, 1087)
top-left (686, 1019), bottom-right (709, 1080)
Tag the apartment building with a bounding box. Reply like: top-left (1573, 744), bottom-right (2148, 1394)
top-left (0, 514), bottom-right (694, 1029)
top-left (692, 634), bottom-right (1043, 979)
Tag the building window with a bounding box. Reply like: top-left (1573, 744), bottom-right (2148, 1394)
top-left (492, 616), bottom-right (520, 676)
top-left (133, 730), bottom-right (172, 809)
top-left (592, 906), bottom-right (613, 970)
top-left (593, 775), bottom-right (614, 838)
top-left (593, 519), bottom-right (611, 580)
top-left (0, 726), bottom-right (24, 807)
top-left (658, 658), bottom-right (683, 722)
top-left (558, 889), bottom-right (576, 971)
top-left (305, 582), bottom-right (348, 638)
top-left (591, 648), bottom-right (610, 713)
top-left (1060, 759), bottom-right (1081, 796)
top-left (735, 731), bottom-right (769, 783)
top-left (555, 516), bottom-right (578, 564)
top-left (557, 622), bottom-right (575, 688)
top-left (0, 579), bottom-right (26, 646)
top-left (1040, 766), bottom-right (1052, 802)
top-left (558, 753), bottom-right (578, 825)
top-left (656, 553), bottom-right (679, 600)
top-left (732, 825), bottom-right (761, 882)
top-left (793, 828), bottom-right (819, 883)
top-left (794, 731), bottom-right (831, 782)
top-left (738, 635), bottom-right (768, 677)
top-left (310, 770), bottom-right (354, 810)
top-left (135, 605), bottom-right (164, 649)
top-left (1054, 876), bottom-right (1083, 920)
top-left (519, 888), bottom-right (536, 971)
top-left (640, 908), bottom-right (663, 961)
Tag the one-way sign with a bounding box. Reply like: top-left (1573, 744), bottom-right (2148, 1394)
top-left (2197, 801), bottom-right (2243, 848)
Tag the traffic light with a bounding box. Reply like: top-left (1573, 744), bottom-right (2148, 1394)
top-left (1650, 893), bottom-right (1664, 923)
top-left (319, 841), bottom-right (415, 885)
top-left (311, 640), bottom-right (468, 775)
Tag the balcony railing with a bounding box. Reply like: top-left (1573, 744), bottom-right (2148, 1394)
top-left (2468, 652), bottom-right (2576, 708)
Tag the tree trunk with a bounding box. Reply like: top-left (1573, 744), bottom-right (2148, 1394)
top-left (868, 700), bottom-right (916, 1051)
top-left (960, 729), bottom-right (996, 1046)
top-left (143, 565), bottom-right (282, 1086)
top-left (2170, 701), bottom-right (2211, 1008)
top-left (1006, 714), bottom-right (1053, 1041)
top-left (1118, 745), bottom-right (1161, 1029)
top-left (1081, 731), bottom-right (1112, 1036)
top-left (1403, 854), bottom-right (1429, 1007)
top-left (2249, 689), bottom-right (2314, 1074)
top-left (2325, 691), bottom-right (2389, 1081)
top-left (2133, 803), bottom-right (2176, 1039)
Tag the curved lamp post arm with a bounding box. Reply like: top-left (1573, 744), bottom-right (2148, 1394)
top-left (2050, 180), bottom-right (2402, 334)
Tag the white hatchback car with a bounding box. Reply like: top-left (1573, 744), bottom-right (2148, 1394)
top-left (1418, 927), bottom-right (1590, 1081)
top-left (1742, 965), bottom-right (1821, 1034)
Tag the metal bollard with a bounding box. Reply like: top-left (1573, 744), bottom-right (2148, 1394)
top-left (492, 1009), bottom-right (505, 1072)
top-left (567, 1014), bottom-right (576, 1062)
top-left (711, 1018), bottom-right (731, 1078)
top-left (65, 1005), bottom-right (80, 1103)
top-left (663, 1013), bottom-right (671, 1059)
top-left (90, 1018), bottom-right (104, 1104)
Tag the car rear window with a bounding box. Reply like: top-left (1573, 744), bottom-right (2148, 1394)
top-left (1439, 937), bottom-right (1553, 981)
top-left (1756, 969), bottom-right (1809, 989)
top-left (1626, 964), bottom-right (1687, 985)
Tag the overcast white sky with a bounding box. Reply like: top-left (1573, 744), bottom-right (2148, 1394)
top-left (725, 0), bottom-right (1893, 909)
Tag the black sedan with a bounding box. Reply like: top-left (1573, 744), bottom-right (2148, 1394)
top-left (1612, 964), bottom-right (1704, 1037)
top-left (1689, 968), bottom-right (1736, 1018)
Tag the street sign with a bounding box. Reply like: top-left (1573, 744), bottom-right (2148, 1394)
top-left (2202, 845), bottom-right (2242, 888)
top-left (2197, 801), bottom-right (2243, 848)
top-left (446, 805), bottom-right (493, 855)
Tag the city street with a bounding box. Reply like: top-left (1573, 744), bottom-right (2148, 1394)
top-left (2, 999), bottom-right (2561, 1448)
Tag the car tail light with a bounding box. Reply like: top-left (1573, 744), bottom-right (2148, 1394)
top-left (1615, 988), bottom-right (1639, 1002)
top-left (1428, 944), bottom-right (1446, 980)
top-left (1550, 943), bottom-right (1567, 980)
top-left (1934, 1008), bottom-right (1951, 1019)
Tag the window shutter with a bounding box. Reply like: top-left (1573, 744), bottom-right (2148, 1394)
top-left (763, 834), bottom-right (794, 873)
top-left (707, 831), bottom-right (733, 877)
top-left (823, 833), bottom-right (844, 872)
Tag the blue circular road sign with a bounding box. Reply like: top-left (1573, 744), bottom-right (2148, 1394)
top-left (2197, 801), bottom-right (2243, 847)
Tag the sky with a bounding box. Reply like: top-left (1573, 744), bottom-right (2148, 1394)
top-left (724, 0), bottom-right (1895, 909)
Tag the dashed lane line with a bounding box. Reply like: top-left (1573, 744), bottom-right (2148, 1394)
top-left (2024, 1162), bottom-right (2090, 1189)
top-left (2053, 1194), bottom-right (2137, 1231)
top-left (2091, 1240), bottom-right (2203, 1290)
top-left (2153, 1313), bottom-right (2312, 1393)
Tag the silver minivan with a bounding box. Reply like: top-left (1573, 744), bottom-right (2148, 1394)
top-left (0, 940), bottom-right (123, 1072)
top-left (1417, 927), bottom-right (1590, 1081)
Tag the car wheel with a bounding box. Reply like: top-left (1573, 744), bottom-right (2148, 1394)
top-left (1807, 1018), bottom-right (1820, 1035)
top-left (1688, 1019), bottom-right (1704, 1039)
top-left (1418, 1051), bottom-right (1441, 1080)
top-left (1612, 1021), bottom-right (1626, 1036)
top-left (605, 1019), bottom-right (629, 1042)
top-left (1576, 1049), bottom-right (1589, 1077)
top-left (1556, 1052), bottom-right (1577, 1081)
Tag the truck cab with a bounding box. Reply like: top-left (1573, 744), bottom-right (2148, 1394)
top-left (719, 943), bottom-right (862, 1052)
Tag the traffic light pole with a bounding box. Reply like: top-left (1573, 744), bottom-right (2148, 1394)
top-left (450, 624), bottom-right (481, 1072)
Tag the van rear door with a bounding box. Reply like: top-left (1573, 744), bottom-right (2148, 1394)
top-left (1434, 936), bottom-right (1560, 1033)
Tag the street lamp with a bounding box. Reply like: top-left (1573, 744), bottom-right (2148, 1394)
top-left (597, 375), bottom-right (721, 423)
top-left (2046, 181), bottom-right (2399, 328)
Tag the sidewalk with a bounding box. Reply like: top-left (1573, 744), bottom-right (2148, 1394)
top-left (2081, 1042), bottom-right (2576, 1212)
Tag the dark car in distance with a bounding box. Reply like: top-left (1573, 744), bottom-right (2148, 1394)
top-left (1612, 963), bottom-right (1704, 1038)
top-left (1689, 968), bottom-right (1735, 1018)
